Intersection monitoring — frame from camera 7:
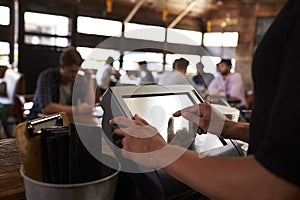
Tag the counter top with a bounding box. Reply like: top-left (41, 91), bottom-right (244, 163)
top-left (0, 138), bottom-right (25, 200)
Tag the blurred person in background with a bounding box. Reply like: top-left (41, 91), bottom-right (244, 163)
top-left (96, 56), bottom-right (121, 96)
top-left (138, 61), bottom-right (154, 84)
top-left (27, 46), bottom-right (95, 120)
top-left (192, 61), bottom-right (214, 94)
top-left (208, 59), bottom-right (247, 110)
top-left (158, 58), bottom-right (199, 93)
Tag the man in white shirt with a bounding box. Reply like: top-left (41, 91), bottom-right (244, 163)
top-left (158, 58), bottom-right (199, 92)
top-left (96, 56), bottom-right (120, 95)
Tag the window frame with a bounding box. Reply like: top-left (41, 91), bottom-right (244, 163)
top-left (0, 0), bottom-right (14, 65)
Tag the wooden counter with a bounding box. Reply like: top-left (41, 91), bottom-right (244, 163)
top-left (0, 138), bottom-right (25, 200)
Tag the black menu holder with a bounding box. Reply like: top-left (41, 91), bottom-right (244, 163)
top-left (68, 123), bottom-right (104, 184)
top-left (15, 112), bottom-right (69, 181)
top-left (41, 126), bottom-right (70, 183)
top-left (40, 122), bottom-right (105, 184)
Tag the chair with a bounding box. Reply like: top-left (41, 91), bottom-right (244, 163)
top-left (0, 68), bottom-right (25, 137)
top-left (15, 94), bottom-right (35, 122)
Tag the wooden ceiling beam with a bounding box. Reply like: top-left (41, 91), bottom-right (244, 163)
top-left (167, 0), bottom-right (199, 28)
top-left (124, 0), bottom-right (146, 23)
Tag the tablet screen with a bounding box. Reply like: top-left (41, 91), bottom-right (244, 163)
top-left (123, 92), bottom-right (195, 142)
top-left (123, 92), bottom-right (224, 152)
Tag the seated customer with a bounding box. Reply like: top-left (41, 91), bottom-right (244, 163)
top-left (158, 58), bottom-right (199, 93)
top-left (192, 61), bottom-right (214, 93)
top-left (96, 56), bottom-right (120, 96)
top-left (208, 59), bottom-right (247, 110)
top-left (138, 61), bottom-right (154, 84)
top-left (27, 46), bottom-right (95, 120)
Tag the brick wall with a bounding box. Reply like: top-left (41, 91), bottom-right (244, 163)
top-left (207, 0), bottom-right (287, 90)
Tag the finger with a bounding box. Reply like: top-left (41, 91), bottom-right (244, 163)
top-left (112, 126), bottom-right (130, 137)
top-left (112, 128), bottom-right (129, 149)
top-left (181, 111), bottom-right (201, 125)
top-left (112, 128), bottom-right (125, 148)
top-left (121, 137), bottom-right (132, 152)
top-left (173, 105), bottom-right (200, 117)
top-left (172, 110), bottom-right (181, 117)
top-left (132, 114), bottom-right (149, 125)
top-left (197, 126), bottom-right (206, 135)
top-left (112, 130), bottom-right (125, 140)
top-left (110, 116), bottom-right (136, 127)
top-left (114, 139), bottom-right (123, 148)
top-left (112, 122), bottom-right (150, 139)
top-left (181, 105), bottom-right (200, 114)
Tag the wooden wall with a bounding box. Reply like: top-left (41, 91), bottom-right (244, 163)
top-left (206, 0), bottom-right (287, 90)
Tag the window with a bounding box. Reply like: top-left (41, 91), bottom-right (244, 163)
top-left (203, 32), bottom-right (223, 47)
top-left (0, 6), bottom-right (10, 26)
top-left (167, 28), bottom-right (202, 46)
top-left (78, 47), bottom-right (120, 70)
top-left (24, 12), bottom-right (70, 46)
top-left (24, 12), bottom-right (69, 35)
top-left (203, 32), bottom-right (239, 47)
top-left (222, 32), bottom-right (239, 47)
top-left (0, 41), bottom-right (10, 65)
top-left (77, 17), bottom-right (122, 37)
top-left (24, 36), bottom-right (68, 47)
top-left (122, 51), bottom-right (164, 71)
top-left (124, 23), bottom-right (165, 42)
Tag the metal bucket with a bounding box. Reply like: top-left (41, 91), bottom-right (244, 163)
top-left (20, 154), bottom-right (120, 200)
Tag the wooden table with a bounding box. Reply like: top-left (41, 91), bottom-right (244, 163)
top-left (0, 138), bottom-right (25, 200)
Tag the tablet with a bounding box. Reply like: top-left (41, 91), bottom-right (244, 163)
top-left (101, 84), bottom-right (235, 153)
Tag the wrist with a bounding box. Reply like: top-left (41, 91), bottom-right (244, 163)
top-left (220, 119), bottom-right (236, 139)
top-left (221, 120), bottom-right (249, 142)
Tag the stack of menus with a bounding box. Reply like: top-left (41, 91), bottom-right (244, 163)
top-left (40, 123), bottom-right (105, 184)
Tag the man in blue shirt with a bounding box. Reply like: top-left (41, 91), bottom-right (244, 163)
top-left (192, 61), bottom-right (214, 93)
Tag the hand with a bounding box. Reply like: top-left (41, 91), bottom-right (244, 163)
top-left (110, 114), bottom-right (166, 153)
top-left (76, 102), bottom-right (94, 114)
top-left (109, 114), bottom-right (175, 168)
top-left (173, 101), bottom-right (227, 137)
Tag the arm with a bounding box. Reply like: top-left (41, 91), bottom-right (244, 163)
top-left (41, 70), bottom-right (95, 116)
top-left (41, 102), bottom-right (73, 115)
top-left (164, 149), bottom-right (300, 200)
top-left (110, 115), bottom-right (300, 200)
top-left (173, 101), bottom-right (250, 143)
